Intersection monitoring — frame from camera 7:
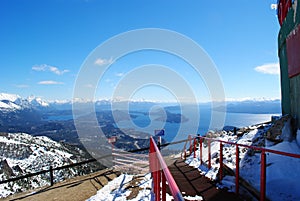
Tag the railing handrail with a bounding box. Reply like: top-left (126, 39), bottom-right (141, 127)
top-left (187, 134), bottom-right (300, 201)
top-left (0, 154), bottom-right (110, 185)
top-left (149, 137), bottom-right (184, 201)
top-left (191, 135), bottom-right (300, 159)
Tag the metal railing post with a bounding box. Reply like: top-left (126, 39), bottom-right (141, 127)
top-left (208, 139), bottom-right (211, 169)
top-left (182, 140), bottom-right (187, 160)
top-left (219, 142), bottom-right (223, 181)
top-left (189, 135), bottom-right (192, 154)
top-left (157, 165), bottom-right (161, 201)
top-left (162, 172), bottom-right (166, 201)
top-left (157, 137), bottom-right (161, 200)
top-left (49, 166), bottom-right (54, 186)
top-left (149, 138), bottom-right (158, 201)
top-left (235, 144), bottom-right (239, 194)
top-left (260, 150), bottom-right (266, 201)
top-left (200, 137), bottom-right (203, 165)
top-left (193, 138), bottom-right (197, 158)
top-left (154, 169), bottom-right (159, 201)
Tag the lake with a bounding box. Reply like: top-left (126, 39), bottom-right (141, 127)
top-left (114, 105), bottom-right (280, 143)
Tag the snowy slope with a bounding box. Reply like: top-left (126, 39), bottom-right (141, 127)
top-left (0, 93), bottom-right (21, 103)
top-left (0, 133), bottom-right (85, 198)
top-left (0, 133), bottom-right (76, 171)
top-left (0, 101), bottom-right (21, 110)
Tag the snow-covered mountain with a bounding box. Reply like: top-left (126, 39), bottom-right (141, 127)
top-left (0, 93), bottom-right (158, 111)
top-left (0, 93), bottom-right (49, 111)
top-left (27, 95), bottom-right (49, 107)
top-left (0, 93), bottom-right (21, 103)
top-left (0, 132), bottom-right (99, 198)
top-left (0, 93), bottom-right (24, 110)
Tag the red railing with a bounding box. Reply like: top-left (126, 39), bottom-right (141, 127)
top-left (187, 135), bottom-right (300, 201)
top-left (149, 137), bottom-right (184, 201)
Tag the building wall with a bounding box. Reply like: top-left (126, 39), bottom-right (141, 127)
top-left (290, 75), bottom-right (300, 125)
top-left (278, 43), bottom-right (291, 115)
top-left (278, 1), bottom-right (300, 128)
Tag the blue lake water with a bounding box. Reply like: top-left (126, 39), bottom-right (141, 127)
top-left (44, 105), bottom-right (280, 143)
top-left (44, 115), bottom-right (74, 121)
top-left (115, 106), bottom-right (280, 143)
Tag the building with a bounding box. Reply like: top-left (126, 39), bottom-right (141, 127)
top-left (278, 0), bottom-right (300, 128)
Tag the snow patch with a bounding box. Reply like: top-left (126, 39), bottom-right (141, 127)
top-left (87, 174), bottom-right (151, 201)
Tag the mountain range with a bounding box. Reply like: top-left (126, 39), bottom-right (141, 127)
top-left (0, 93), bottom-right (282, 114)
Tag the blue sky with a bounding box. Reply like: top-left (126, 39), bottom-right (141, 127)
top-left (0, 0), bottom-right (280, 102)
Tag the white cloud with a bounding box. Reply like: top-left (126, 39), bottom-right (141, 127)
top-left (38, 80), bottom-right (64, 85)
top-left (94, 57), bottom-right (113, 66)
top-left (48, 66), bottom-right (69, 75)
top-left (254, 63), bottom-right (280, 75)
top-left (115, 72), bottom-right (124, 77)
top-left (32, 64), bottom-right (69, 75)
top-left (32, 65), bottom-right (47, 72)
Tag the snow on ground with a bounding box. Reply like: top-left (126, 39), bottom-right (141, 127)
top-left (87, 172), bottom-right (204, 201)
top-left (87, 173), bottom-right (153, 201)
top-left (186, 124), bottom-right (300, 201)
top-left (87, 174), bottom-right (134, 201)
top-left (263, 141), bottom-right (300, 201)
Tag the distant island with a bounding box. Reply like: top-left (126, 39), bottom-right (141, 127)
top-left (154, 111), bottom-right (189, 123)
